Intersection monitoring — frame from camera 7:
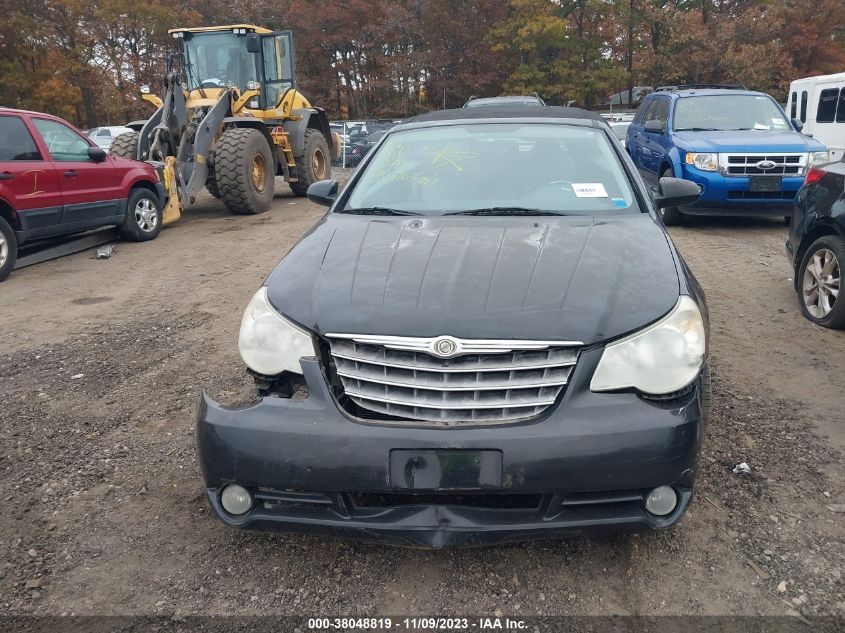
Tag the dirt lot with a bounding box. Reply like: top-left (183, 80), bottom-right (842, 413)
top-left (0, 183), bottom-right (843, 621)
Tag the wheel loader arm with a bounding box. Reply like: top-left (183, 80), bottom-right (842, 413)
top-left (148, 72), bottom-right (188, 162)
top-left (175, 90), bottom-right (232, 207)
top-left (137, 108), bottom-right (163, 160)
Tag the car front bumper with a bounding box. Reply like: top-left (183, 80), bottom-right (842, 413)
top-left (680, 167), bottom-right (803, 215)
top-left (196, 350), bottom-right (707, 548)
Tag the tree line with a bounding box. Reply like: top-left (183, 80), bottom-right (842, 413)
top-left (1, 0), bottom-right (843, 128)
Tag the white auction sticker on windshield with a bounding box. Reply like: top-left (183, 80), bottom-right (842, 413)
top-left (572, 183), bottom-right (608, 198)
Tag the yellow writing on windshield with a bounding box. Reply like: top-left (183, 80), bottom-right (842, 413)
top-left (369, 142), bottom-right (480, 188)
top-left (429, 144), bottom-right (479, 173)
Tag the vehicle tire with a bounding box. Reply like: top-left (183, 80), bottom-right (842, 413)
top-left (205, 175), bottom-right (221, 199)
top-left (0, 216), bottom-right (18, 282)
top-left (290, 128), bottom-right (331, 196)
top-left (120, 187), bottom-right (163, 242)
top-left (110, 131), bottom-right (140, 159)
top-left (658, 168), bottom-right (686, 226)
top-left (796, 235), bottom-right (845, 329)
top-left (214, 128), bottom-right (274, 215)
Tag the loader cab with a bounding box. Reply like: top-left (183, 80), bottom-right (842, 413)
top-left (175, 26), bottom-right (296, 112)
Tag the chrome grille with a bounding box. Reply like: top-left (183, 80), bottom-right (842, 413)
top-left (325, 335), bottom-right (581, 425)
top-left (720, 153), bottom-right (806, 177)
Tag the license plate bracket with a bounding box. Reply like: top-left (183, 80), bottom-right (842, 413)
top-left (749, 176), bottom-right (782, 192)
top-left (389, 449), bottom-right (503, 490)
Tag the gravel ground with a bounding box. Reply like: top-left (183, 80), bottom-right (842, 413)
top-left (0, 186), bottom-right (842, 621)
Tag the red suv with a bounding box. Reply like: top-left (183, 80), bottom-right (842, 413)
top-left (0, 108), bottom-right (166, 281)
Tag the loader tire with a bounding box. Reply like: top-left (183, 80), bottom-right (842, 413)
top-left (215, 128), bottom-right (274, 215)
top-left (205, 176), bottom-right (221, 199)
top-left (110, 131), bottom-right (140, 160)
top-left (290, 128), bottom-right (331, 196)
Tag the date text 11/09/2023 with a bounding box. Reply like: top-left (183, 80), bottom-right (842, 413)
top-left (307, 617), bottom-right (528, 630)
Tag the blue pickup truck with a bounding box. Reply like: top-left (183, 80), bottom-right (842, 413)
top-left (626, 85), bottom-right (829, 225)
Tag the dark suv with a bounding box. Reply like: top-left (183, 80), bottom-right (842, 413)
top-left (197, 106), bottom-right (709, 547)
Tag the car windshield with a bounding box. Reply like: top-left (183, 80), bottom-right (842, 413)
top-left (673, 95), bottom-right (791, 131)
top-left (342, 123), bottom-right (638, 216)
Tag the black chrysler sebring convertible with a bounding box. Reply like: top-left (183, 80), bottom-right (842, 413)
top-left (197, 106), bottom-right (710, 548)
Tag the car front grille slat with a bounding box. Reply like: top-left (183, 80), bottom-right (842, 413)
top-left (325, 336), bottom-right (580, 425)
top-left (721, 153), bottom-right (806, 176)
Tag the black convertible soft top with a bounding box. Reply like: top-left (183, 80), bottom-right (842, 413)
top-left (403, 105), bottom-right (607, 126)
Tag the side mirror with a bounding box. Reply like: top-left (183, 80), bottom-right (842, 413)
top-left (791, 118), bottom-right (804, 132)
top-left (306, 179), bottom-right (338, 207)
top-left (246, 33), bottom-right (261, 54)
top-left (655, 177), bottom-right (701, 209)
top-left (88, 146), bottom-right (107, 162)
top-left (644, 120), bottom-right (665, 134)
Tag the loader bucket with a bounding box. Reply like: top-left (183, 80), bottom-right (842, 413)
top-left (161, 156), bottom-right (182, 225)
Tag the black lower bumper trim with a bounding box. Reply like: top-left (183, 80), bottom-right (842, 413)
top-left (207, 486), bottom-right (693, 548)
top-left (681, 203), bottom-right (793, 216)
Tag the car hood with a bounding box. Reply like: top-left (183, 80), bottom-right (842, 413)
top-left (672, 129), bottom-right (826, 153)
top-left (265, 214), bottom-right (680, 345)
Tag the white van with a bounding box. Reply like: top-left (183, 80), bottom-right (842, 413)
top-left (787, 72), bottom-right (845, 162)
top-left (87, 126), bottom-right (134, 152)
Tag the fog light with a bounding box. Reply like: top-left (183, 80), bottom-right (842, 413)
top-left (645, 486), bottom-right (677, 516)
top-left (220, 484), bottom-right (252, 515)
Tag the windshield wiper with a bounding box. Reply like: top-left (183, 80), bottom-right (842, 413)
top-left (445, 207), bottom-right (569, 216)
top-left (674, 127), bottom-right (720, 132)
top-left (340, 207), bottom-right (422, 216)
top-left (184, 56), bottom-right (207, 99)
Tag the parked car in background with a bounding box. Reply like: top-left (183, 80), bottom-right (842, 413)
top-left (601, 112), bottom-right (636, 123)
top-left (626, 85), bottom-right (829, 225)
top-left (786, 161), bottom-right (845, 329)
top-left (0, 108), bottom-right (166, 282)
top-left (349, 129), bottom-right (389, 163)
top-left (87, 126), bottom-right (134, 152)
top-left (464, 95), bottom-right (545, 108)
top-left (787, 72), bottom-right (845, 162)
top-left (197, 105), bottom-right (709, 547)
top-left (331, 122), bottom-right (398, 167)
top-left (610, 121), bottom-right (630, 141)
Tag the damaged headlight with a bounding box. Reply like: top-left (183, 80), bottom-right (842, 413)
top-left (238, 287), bottom-right (316, 376)
top-left (590, 295), bottom-right (705, 395)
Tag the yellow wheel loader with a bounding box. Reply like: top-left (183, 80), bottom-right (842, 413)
top-left (111, 25), bottom-right (340, 224)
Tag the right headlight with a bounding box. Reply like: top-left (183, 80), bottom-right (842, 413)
top-left (238, 287), bottom-right (316, 376)
top-left (590, 295), bottom-right (706, 395)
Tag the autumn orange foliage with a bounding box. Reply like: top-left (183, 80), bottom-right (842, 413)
top-left (1, 0), bottom-right (842, 127)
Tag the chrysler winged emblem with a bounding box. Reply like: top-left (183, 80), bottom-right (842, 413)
top-left (432, 337), bottom-right (459, 358)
